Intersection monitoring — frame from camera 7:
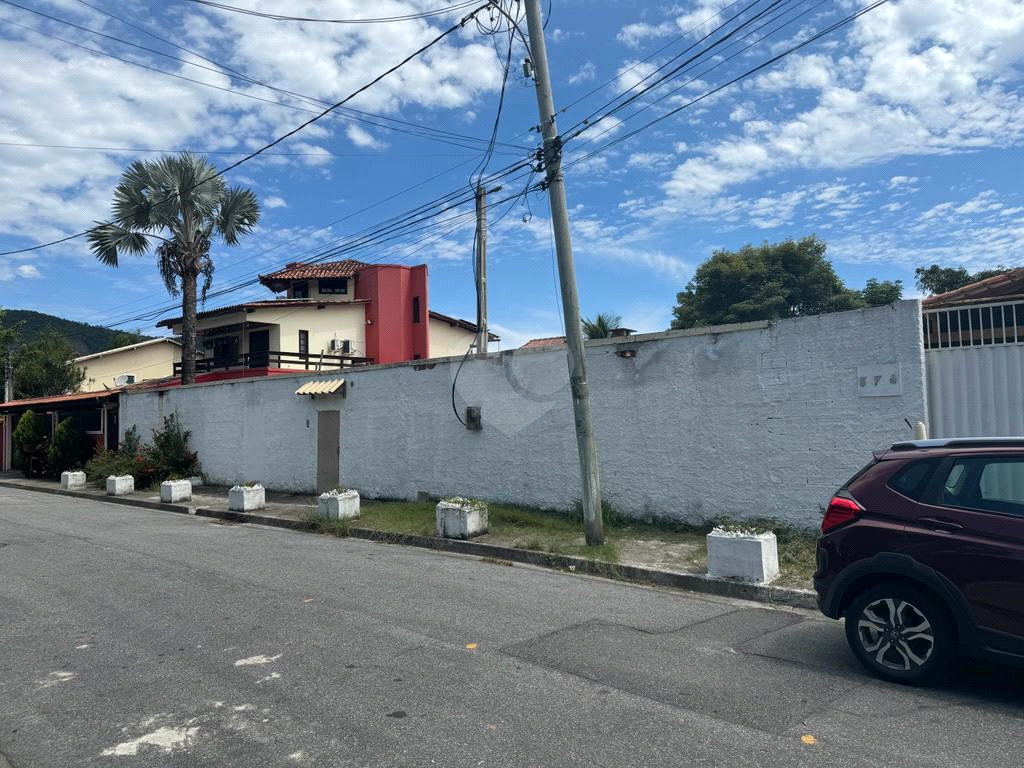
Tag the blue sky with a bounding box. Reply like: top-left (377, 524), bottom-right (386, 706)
top-left (1, 0), bottom-right (1023, 347)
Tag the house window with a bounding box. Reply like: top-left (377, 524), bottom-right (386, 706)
top-left (292, 282), bottom-right (309, 299)
top-left (320, 278), bottom-right (348, 294)
top-left (298, 330), bottom-right (309, 355)
top-left (412, 296), bottom-right (421, 323)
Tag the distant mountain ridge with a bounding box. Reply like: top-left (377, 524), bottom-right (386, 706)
top-left (0, 309), bottom-right (153, 356)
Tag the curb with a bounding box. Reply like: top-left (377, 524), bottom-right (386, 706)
top-left (1, 480), bottom-right (817, 611)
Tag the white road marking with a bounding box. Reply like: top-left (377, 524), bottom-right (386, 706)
top-left (234, 654), bottom-right (282, 666)
top-left (100, 726), bottom-right (199, 756)
top-left (34, 671), bottom-right (75, 689)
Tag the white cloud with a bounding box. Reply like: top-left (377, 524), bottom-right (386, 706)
top-left (568, 62), bottom-right (596, 85)
top-left (263, 196), bottom-right (287, 209)
top-left (617, 22), bottom-right (676, 48)
top-left (653, 0), bottom-right (1024, 216)
top-left (16, 264), bottom-right (41, 278)
top-left (345, 124), bottom-right (387, 150)
top-left (888, 175), bottom-right (918, 188)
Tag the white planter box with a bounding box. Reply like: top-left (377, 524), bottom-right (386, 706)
top-left (160, 479), bottom-right (192, 503)
top-left (188, 475), bottom-right (204, 488)
top-left (707, 529), bottom-right (779, 584)
top-left (229, 485), bottom-right (265, 512)
top-left (318, 489), bottom-right (360, 520)
top-left (106, 475), bottom-right (134, 496)
top-left (435, 499), bottom-right (488, 539)
top-left (61, 471), bottom-right (86, 490)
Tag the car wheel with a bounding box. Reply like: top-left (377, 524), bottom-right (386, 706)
top-left (843, 583), bottom-right (954, 685)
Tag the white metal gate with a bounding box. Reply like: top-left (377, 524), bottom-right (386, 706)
top-left (924, 299), bottom-right (1024, 437)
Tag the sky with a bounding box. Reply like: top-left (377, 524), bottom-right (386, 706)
top-left (1, 0), bottom-right (1023, 349)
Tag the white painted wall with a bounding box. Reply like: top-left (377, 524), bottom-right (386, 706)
top-left (120, 300), bottom-right (927, 527)
top-left (76, 339), bottom-right (180, 390)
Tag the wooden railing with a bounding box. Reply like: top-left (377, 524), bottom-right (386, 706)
top-left (173, 350), bottom-right (372, 376)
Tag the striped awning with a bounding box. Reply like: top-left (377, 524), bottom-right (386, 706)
top-left (295, 379), bottom-right (345, 396)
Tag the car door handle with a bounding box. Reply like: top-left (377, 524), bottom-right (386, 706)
top-left (918, 517), bottom-right (964, 532)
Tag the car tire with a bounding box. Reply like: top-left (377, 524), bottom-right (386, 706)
top-left (844, 583), bottom-right (955, 685)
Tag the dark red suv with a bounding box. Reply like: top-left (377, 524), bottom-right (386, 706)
top-left (814, 438), bottom-right (1024, 684)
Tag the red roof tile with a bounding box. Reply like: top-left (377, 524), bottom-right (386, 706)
top-left (259, 259), bottom-right (368, 288)
top-left (521, 336), bottom-right (566, 349)
top-left (923, 268), bottom-right (1024, 309)
top-left (0, 388), bottom-right (122, 411)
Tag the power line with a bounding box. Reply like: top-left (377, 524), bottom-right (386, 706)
top-left (564, 0), bottom-right (892, 171)
top-left (2, 1), bottom-right (529, 155)
top-left (0, 2), bottom-right (494, 257)
top-left (0, 140), bottom-right (479, 158)
top-left (184, 0), bottom-right (481, 24)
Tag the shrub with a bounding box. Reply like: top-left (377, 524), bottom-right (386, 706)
top-left (143, 414), bottom-right (200, 481)
top-left (46, 417), bottom-right (94, 477)
top-left (12, 409), bottom-right (46, 477)
top-left (83, 419), bottom-right (200, 490)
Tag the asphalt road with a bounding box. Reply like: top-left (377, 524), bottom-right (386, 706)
top-left (1, 487), bottom-right (1022, 768)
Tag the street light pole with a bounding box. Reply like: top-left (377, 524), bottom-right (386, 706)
top-left (523, 0), bottom-right (604, 544)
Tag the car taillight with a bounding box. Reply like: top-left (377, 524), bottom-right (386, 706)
top-left (821, 495), bottom-right (863, 533)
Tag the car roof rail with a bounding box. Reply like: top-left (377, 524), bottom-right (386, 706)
top-left (890, 437), bottom-right (1024, 451)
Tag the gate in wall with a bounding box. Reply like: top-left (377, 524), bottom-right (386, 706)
top-left (924, 299), bottom-right (1024, 438)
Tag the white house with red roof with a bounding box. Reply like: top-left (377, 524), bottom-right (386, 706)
top-left (156, 259), bottom-right (497, 381)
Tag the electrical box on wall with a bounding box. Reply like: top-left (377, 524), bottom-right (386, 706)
top-left (465, 406), bottom-right (482, 431)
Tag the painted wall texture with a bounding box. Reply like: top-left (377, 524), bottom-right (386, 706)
top-left (120, 300), bottom-right (927, 528)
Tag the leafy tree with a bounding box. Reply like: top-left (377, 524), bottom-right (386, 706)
top-left (87, 153), bottom-right (260, 384)
top-left (582, 312), bottom-right (623, 339)
top-left (47, 417), bottom-right (94, 477)
top-left (12, 409), bottom-right (45, 477)
top-left (861, 278), bottom-right (903, 306)
top-left (914, 264), bottom-right (1013, 296)
top-left (672, 236), bottom-right (869, 329)
top-left (104, 329), bottom-right (149, 351)
top-left (13, 330), bottom-right (86, 399)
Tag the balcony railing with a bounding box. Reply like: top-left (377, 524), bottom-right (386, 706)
top-left (173, 350), bottom-right (372, 376)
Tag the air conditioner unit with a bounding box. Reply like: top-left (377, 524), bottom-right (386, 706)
top-left (329, 339), bottom-right (350, 354)
top-left (114, 374), bottom-right (136, 386)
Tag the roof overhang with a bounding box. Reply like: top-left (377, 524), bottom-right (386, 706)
top-left (295, 379), bottom-right (345, 397)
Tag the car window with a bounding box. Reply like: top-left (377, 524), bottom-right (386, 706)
top-left (888, 459), bottom-right (938, 500)
top-left (941, 458), bottom-right (1024, 517)
top-left (980, 462), bottom-right (1024, 505)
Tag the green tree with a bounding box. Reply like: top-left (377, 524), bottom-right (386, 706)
top-left (582, 312), bottom-right (623, 339)
top-left (87, 153), bottom-right (260, 384)
top-left (104, 329), bottom-right (149, 351)
top-left (671, 236), bottom-right (863, 329)
top-left (47, 417), bottom-right (94, 477)
top-left (861, 278), bottom-right (903, 306)
top-left (914, 264), bottom-right (1013, 296)
top-left (12, 409), bottom-right (45, 477)
top-left (13, 330), bottom-right (86, 399)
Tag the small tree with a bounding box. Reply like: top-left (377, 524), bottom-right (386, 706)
top-left (12, 409), bottom-right (46, 477)
top-left (582, 312), bottom-right (623, 339)
top-left (861, 278), bottom-right (903, 306)
top-left (915, 264), bottom-right (1012, 296)
top-left (47, 417), bottom-right (94, 477)
top-left (13, 330), bottom-right (86, 399)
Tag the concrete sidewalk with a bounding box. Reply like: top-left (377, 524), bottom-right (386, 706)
top-left (0, 472), bottom-right (817, 610)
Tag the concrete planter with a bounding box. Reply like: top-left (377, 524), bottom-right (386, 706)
top-left (188, 475), bottom-right (204, 488)
top-left (106, 475), bottom-right (134, 496)
top-left (160, 479), bottom-right (192, 503)
top-left (229, 484), bottom-right (265, 512)
top-left (706, 528), bottom-right (779, 584)
top-left (318, 489), bottom-right (360, 520)
top-left (435, 498), bottom-right (488, 539)
top-left (61, 471), bottom-right (86, 490)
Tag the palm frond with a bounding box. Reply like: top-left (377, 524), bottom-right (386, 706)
top-left (86, 222), bottom-right (150, 267)
top-left (217, 186), bottom-right (261, 245)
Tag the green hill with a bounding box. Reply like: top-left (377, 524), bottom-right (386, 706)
top-left (0, 309), bottom-right (152, 356)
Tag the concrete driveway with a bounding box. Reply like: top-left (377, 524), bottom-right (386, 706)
top-left (1, 487), bottom-right (1021, 767)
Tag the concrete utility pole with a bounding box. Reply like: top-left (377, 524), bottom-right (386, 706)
top-left (523, 0), bottom-right (604, 545)
top-left (475, 184), bottom-right (489, 355)
top-left (3, 353), bottom-right (12, 403)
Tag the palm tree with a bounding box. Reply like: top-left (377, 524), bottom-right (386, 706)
top-left (581, 312), bottom-right (623, 340)
top-left (88, 154), bottom-right (260, 384)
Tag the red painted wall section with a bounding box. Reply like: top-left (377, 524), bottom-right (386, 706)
top-left (354, 264), bottom-right (429, 364)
